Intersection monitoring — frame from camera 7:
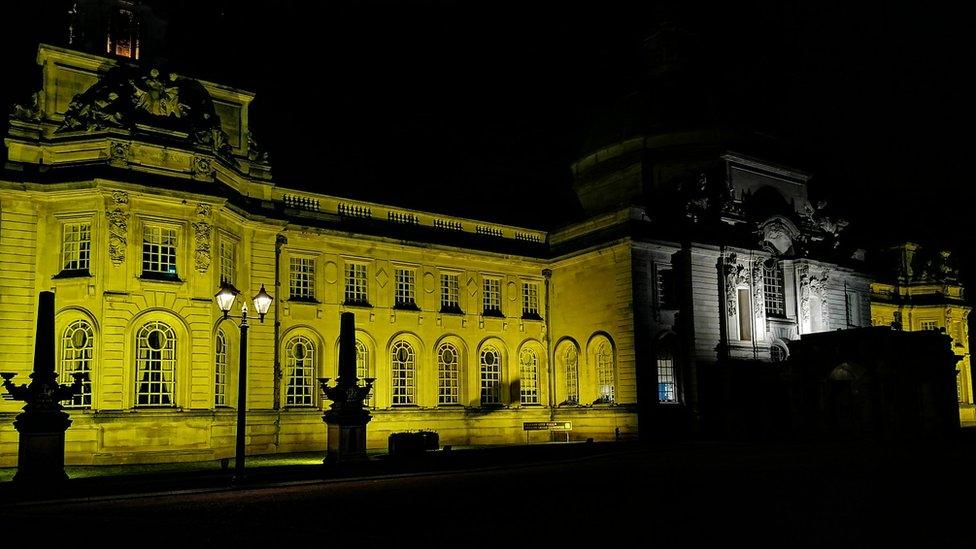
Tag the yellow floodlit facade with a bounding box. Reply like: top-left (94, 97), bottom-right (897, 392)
top-left (870, 243), bottom-right (974, 425)
top-left (0, 44), bottom-right (637, 465)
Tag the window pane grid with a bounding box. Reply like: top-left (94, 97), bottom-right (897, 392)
top-left (356, 339), bottom-right (371, 407)
top-left (438, 343), bottom-right (460, 405)
top-left (596, 342), bottom-right (615, 403)
top-left (441, 274), bottom-right (460, 310)
top-left (565, 347), bottom-right (579, 404)
top-left (61, 320), bottom-right (93, 407)
top-left (657, 349), bottom-right (677, 403)
top-left (219, 239), bottom-right (236, 285)
top-left (480, 346), bottom-right (501, 405)
top-left (290, 257), bottom-right (315, 299)
top-left (142, 225), bottom-right (178, 275)
top-left (483, 278), bottom-right (501, 313)
top-left (285, 336), bottom-right (315, 407)
top-left (391, 341), bottom-right (415, 405)
top-left (62, 222), bottom-right (91, 271)
top-left (522, 283), bottom-right (539, 316)
top-left (345, 263), bottom-right (368, 304)
top-left (763, 262), bottom-right (786, 317)
top-left (519, 348), bottom-right (539, 404)
top-left (215, 330), bottom-right (227, 406)
top-left (136, 321), bottom-right (176, 407)
top-left (395, 268), bottom-right (416, 307)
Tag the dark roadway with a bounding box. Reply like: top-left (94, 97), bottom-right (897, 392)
top-left (1, 441), bottom-right (972, 548)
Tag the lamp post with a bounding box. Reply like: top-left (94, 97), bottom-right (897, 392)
top-left (215, 280), bottom-right (273, 484)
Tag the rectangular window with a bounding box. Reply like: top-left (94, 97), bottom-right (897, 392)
top-left (289, 257), bottom-right (315, 300)
top-left (763, 262), bottom-right (786, 318)
top-left (522, 282), bottom-right (540, 319)
top-left (845, 290), bottom-right (860, 327)
top-left (219, 239), bottom-right (236, 285)
top-left (921, 320), bottom-right (939, 331)
top-left (657, 267), bottom-right (675, 309)
top-left (483, 277), bottom-right (502, 316)
top-left (440, 273), bottom-right (461, 313)
top-left (344, 263), bottom-right (369, 305)
top-left (394, 268), bottom-right (417, 309)
top-left (142, 225), bottom-right (178, 278)
top-left (657, 352), bottom-right (677, 404)
top-left (738, 288), bottom-right (752, 341)
top-left (61, 222), bottom-right (91, 273)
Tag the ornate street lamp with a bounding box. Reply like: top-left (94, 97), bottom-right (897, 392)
top-left (215, 280), bottom-right (273, 484)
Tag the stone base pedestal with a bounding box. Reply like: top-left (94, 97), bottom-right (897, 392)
top-left (325, 423), bottom-right (368, 464)
top-left (15, 430), bottom-right (68, 484)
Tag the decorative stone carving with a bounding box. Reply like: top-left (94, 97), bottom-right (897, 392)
top-left (798, 263), bottom-right (831, 329)
top-left (192, 203), bottom-right (212, 273)
top-left (10, 91), bottom-right (43, 122)
top-left (723, 253), bottom-right (747, 317)
top-left (106, 191), bottom-right (130, 265)
top-left (109, 140), bottom-right (130, 166)
top-left (246, 131), bottom-right (270, 163)
top-left (751, 258), bottom-right (766, 318)
top-left (800, 201), bottom-right (848, 247)
top-left (193, 155), bottom-right (213, 177)
top-left (757, 216), bottom-right (803, 257)
top-left (57, 65), bottom-right (234, 158)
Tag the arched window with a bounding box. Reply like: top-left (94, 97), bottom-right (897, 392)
top-left (519, 348), bottom-right (539, 404)
top-left (480, 346), bottom-right (502, 405)
top-left (285, 336), bottom-right (315, 407)
top-left (564, 346), bottom-right (579, 405)
top-left (657, 340), bottom-right (678, 404)
top-left (62, 320), bottom-right (93, 408)
top-left (391, 341), bottom-right (415, 405)
top-left (136, 321), bottom-right (176, 406)
top-left (215, 329), bottom-right (228, 406)
top-left (595, 342), bottom-right (615, 404)
top-left (437, 343), bottom-right (460, 405)
top-left (356, 339), bottom-right (370, 407)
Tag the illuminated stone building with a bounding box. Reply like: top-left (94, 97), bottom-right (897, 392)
top-left (0, 18), bottom-right (876, 465)
top-left (870, 243), bottom-right (973, 425)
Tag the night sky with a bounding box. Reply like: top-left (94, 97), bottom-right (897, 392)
top-left (1, 1), bottom-right (972, 276)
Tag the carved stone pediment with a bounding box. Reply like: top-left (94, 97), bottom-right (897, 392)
top-left (757, 215), bottom-right (802, 257)
top-left (57, 65), bottom-right (233, 157)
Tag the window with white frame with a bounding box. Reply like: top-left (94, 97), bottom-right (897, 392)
top-left (215, 330), bottom-right (228, 406)
top-left (142, 224), bottom-right (178, 278)
top-left (657, 267), bottom-right (675, 309)
top-left (564, 346), bottom-right (579, 405)
top-left (483, 277), bottom-right (502, 316)
top-left (480, 346), bottom-right (502, 405)
top-left (595, 342), bottom-right (615, 404)
top-left (391, 340), bottom-right (415, 405)
top-left (437, 342), bottom-right (460, 405)
top-left (394, 267), bottom-right (417, 308)
top-left (921, 320), bottom-right (939, 331)
top-left (519, 348), bottom-right (539, 404)
top-left (522, 282), bottom-right (541, 319)
top-left (356, 339), bottom-right (370, 407)
top-left (289, 257), bottom-right (315, 300)
top-left (657, 343), bottom-right (678, 404)
top-left (219, 238), bottom-right (236, 285)
top-left (440, 273), bottom-right (461, 313)
top-left (345, 263), bottom-right (369, 305)
top-left (61, 320), bottom-right (93, 407)
top-left (61, 222), bottom-right (91, 273)
top-left (285, 336), bottom-right (315, 407)
top-left (763, 261), bottom-right (786, 318)
top-left (135, 321), bottom-right (176, 406)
